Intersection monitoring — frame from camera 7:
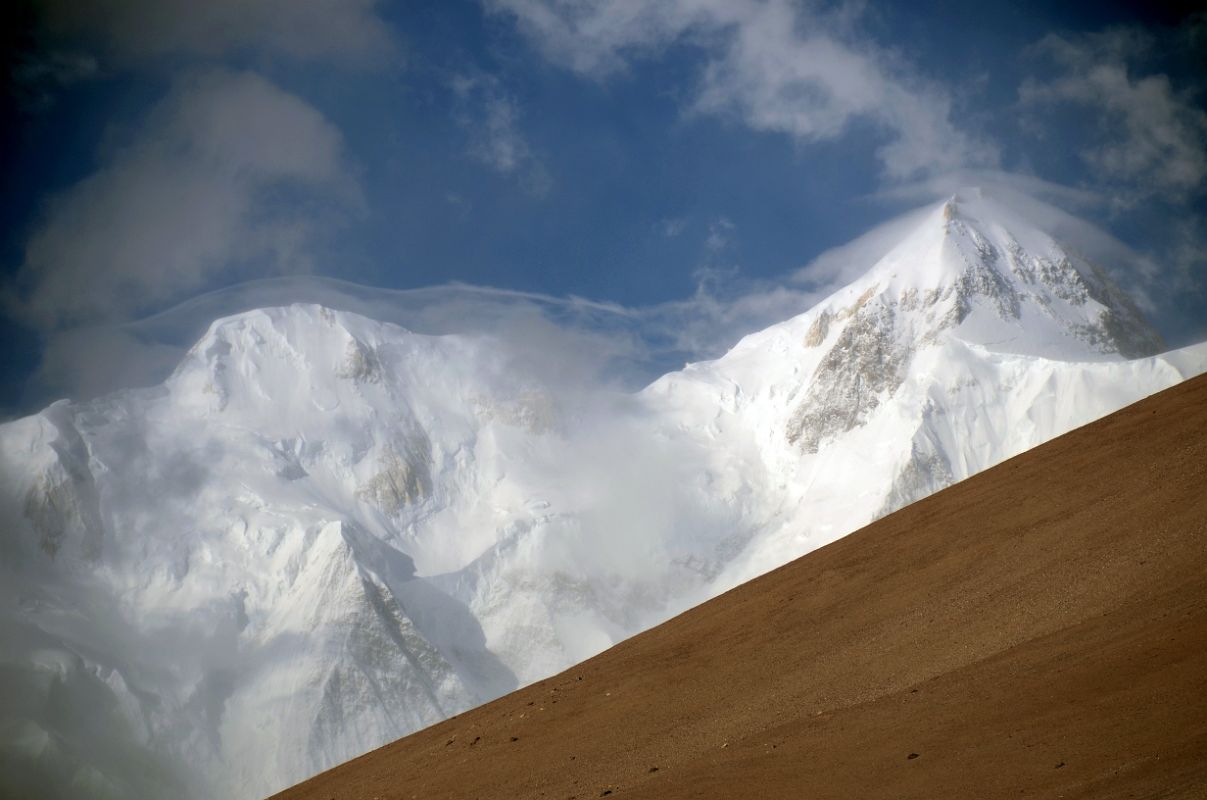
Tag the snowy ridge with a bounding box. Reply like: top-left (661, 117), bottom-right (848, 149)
top-left (644, 190), bottom-right (1190, 587)
top-left (1, 191), bottom-right (1204, 799)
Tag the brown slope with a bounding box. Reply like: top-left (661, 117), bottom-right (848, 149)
top-left (274, 374), bottom-right (1207, 800)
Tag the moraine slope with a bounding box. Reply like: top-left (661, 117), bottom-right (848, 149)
top-left (276, 372), bottom-right (1207, 800)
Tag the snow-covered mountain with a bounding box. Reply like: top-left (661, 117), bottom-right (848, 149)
top-left (643, 191), bottom-right (1199, 590)
top-left (1, 191), bottom-right (1204, 799)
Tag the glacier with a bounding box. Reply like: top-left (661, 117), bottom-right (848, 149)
top-left (1, 190), bottom-right (1204, 799)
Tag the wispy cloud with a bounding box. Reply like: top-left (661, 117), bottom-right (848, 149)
top-left (1020, 27), bottom-right (1207, 203)
top-left (657, 217), bottom-right (689, 238)
top-left (452, 73), bottom-right (551, 194)
top-left (1010, 21), bottom-right (1207, 339)
top-left (6, 70), bottom-right (361, 329)
top-left (487, 0), bottom-right (997, 179)
top-left (22, 277), bottom-right (649, 406)
top-left (704, 217), bottom-right (735, 252)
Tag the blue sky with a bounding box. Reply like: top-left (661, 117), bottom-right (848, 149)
top-left (2, 0), bottom-right (1205, 413)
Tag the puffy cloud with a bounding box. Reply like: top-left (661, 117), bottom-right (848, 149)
top-left (487, 0), bottom-right (996, 178)
top-left (7, 71), bottom-right (360, 329)
top-left (36, 0), bottom-right (398, 67)
top-left (1020, 28), bottom-right (1207, 201)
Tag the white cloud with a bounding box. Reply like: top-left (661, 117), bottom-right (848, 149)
top-left (657, 217), bottom-right (689, 237)
top-left (22, 277), bottom-right (650, 406)
top-left (37, 0), bottom-right (398, 67)
top-left (7, 71), bottom-right (360, 329)
top-left (452, 73), bottom-right (551, 193)
top-left (1020, 29), bottom-right (1207, 201)
top-left (487, 0), bottom-right (996, 179)
top-left (645, 275), bottom-right (824, 361)
top-left (871, 169), bottom-right (1108, 217)
top-left (704, 217), bottom-right (735, 251)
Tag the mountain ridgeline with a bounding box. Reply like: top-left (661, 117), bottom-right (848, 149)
top-left (1, 191), bottom-right (1203, 799)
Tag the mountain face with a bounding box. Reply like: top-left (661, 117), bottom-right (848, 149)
top-left (641, 191), bottom-right (1196, 590)
top-left (274, 373), bottom-right (1207, 800)
top-left (1, 192), bottom-right (1204, 799)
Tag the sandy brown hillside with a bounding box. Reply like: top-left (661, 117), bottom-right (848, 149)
top-left (274, 374), bottom-right (1207, 800)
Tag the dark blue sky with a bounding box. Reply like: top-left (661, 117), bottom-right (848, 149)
top-left (2, 0), bottom-right (1205, 413)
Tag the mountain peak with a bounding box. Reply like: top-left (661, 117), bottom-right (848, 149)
top-left (818, 192), bottom-right (1163, 361)
top-left (699, 192), bottom-right (1168, 458)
